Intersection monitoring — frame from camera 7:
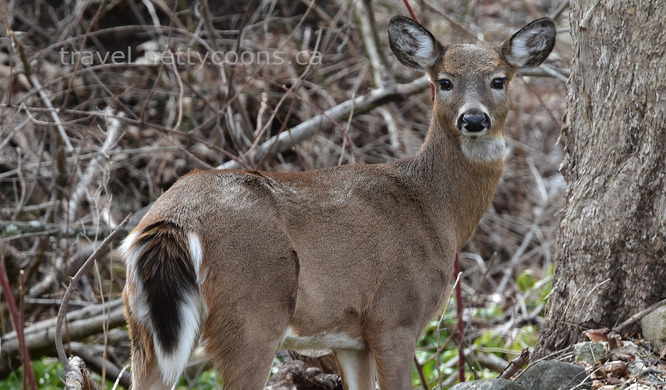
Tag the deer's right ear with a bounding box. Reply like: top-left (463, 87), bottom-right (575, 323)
top-left (389, 16), bottom-right (443, 71)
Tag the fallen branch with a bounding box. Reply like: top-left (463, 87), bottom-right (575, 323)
top-left (218, 76), bottom-right (430, 170)
top-left (476, 352), bottom-right (510, 373)
top-left (0, 299), bottom-right (125, 377)
top-left (266, 360), bottom-right (340, 390)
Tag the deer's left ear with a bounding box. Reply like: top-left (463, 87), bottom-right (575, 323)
top-left (500, 18), bottom-right (556, 69)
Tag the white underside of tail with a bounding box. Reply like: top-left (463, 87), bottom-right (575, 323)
top-left (153, 287), bottom-right (203, 386)
top-left (122, 231), bottom-right (205, 387)
top-left (121, 231), bottom-right (151, 324)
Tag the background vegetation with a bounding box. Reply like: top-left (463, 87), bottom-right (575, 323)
top-left (0, 0), bottom-right (570, 388)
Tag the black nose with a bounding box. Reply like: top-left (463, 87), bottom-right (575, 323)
top-left (457, 113), bottom-right (491, 133)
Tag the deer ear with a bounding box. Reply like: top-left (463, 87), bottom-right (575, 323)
top-left (500, 18), bottom-right (556, 69)
top-left (389, 16), bottom-right (444, 71)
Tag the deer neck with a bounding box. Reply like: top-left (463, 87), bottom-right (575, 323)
top-left (397, 118), bottom-right (505, 248)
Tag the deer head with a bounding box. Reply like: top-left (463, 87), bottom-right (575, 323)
top-left (389, 16), bottom-right (555, 162)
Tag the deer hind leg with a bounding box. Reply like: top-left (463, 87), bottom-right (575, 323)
top-left (201, 294), bottom-right (294, 389)
top-left (206, 334), bottom-right (282, 390)
top-left (334, 349), bottom-right (375, 390)
top-left (123, 291), bottom-right (168, 389)
top-left (200, 249), bottom-right (300, 389)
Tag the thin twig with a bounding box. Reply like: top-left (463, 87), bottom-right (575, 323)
top-left (498, 348), bottom-right (530, 379)
top-left (437, 270), bottom-right (462, 389)
top-left (243, 64), bottom-right (362, 165)
top-left (55, 214), bottom-right (131, 373)
top-left (550, 1), bottom-right (570, 21)
top-left (26, 74), bottom-right (73, 152)
top-left (612, 298), bottom-right (666, 334)
top-left (0, 220), bottom-right (125, 240)
top-left (10, 27), bottom-right (73, 152)
top-left (67, 107), bottom-right (122, 224)
top-left (454, 253), bottom-right (465, 384)
top-left (416, 0), bottom-right (481, 42)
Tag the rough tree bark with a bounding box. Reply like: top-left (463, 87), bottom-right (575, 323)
top-left (535, 0), bottom-right (666, 357)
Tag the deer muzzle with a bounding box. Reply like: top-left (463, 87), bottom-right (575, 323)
top-left (457, 110), bottom-right (491, 135)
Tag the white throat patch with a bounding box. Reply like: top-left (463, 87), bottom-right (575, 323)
top-left (461, 136), bottom-right (506, 162)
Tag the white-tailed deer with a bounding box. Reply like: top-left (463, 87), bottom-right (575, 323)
top-left (121, 16), bottom-right (555, 390)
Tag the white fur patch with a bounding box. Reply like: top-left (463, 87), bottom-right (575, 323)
top-left (413, 32), bottom-right (433, 59)
top-left (120, 231), bottom-right (139, 283)
top-left (335, 350), bottom-right (373, 390)
top-left (154, 232), bottom-right (205, 387)
top-left (119, 231), bottom-right (139, 261)
top-left (508, 29), bottom-right (546, 67)
top-left (187, 232), bottom-right (203, 283)
top-left (461, 137), bottom-right (506, 162)
top-left (280, 326), bottom-right (364, 351)
top-left (405, 25), bottom-right (436, 67)
top-left (509, 36), bottom-right (531, 66)
top-left (121, 232), bottom-right (151, 324)
top-left (154, 288), bottom-right (203, 387)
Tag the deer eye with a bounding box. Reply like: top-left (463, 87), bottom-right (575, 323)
top-left (438, 79), bottom-right (453, 91)
top-left (491, 77), bottom-right (506, 90)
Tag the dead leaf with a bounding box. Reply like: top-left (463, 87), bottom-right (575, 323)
top-left (585, 328), bottom-right (610, 342)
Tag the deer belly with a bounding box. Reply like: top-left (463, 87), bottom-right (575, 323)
top-left (280, 326), bottom-right (364, 351)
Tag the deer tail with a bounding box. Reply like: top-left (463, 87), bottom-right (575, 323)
top-left (122, 221), bottom-right (204, 387)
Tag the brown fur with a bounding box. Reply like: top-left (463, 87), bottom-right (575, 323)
top-left (122, 16), bottom-right (555, 390)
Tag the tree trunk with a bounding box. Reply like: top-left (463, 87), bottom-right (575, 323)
top-left (534, 0), bottom-right (666, 358)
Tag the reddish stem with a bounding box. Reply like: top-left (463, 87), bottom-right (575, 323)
top-left (0, 262), bottom-right (37, 390)
top-left (401, 0), bottom-right (419, 20)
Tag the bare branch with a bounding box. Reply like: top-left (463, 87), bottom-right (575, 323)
top-left (217, 76), bottom-right (430, 170)
top-left (0, 220), bottom-right (124, 240)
